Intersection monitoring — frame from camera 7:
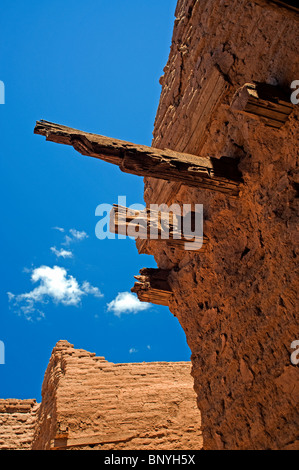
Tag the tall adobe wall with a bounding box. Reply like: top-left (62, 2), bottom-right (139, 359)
top-left (32, 341), bottom-right (202, 450)
top-left (141, 0), bottom-right (299, 450)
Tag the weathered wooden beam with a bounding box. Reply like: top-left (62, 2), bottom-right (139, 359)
top-left (110, 204), bottom-right (207, 252)
top-left (131, 268), bottom-right (172, 306)
top-left (231, 83), bottom-right (294, 128)
top-left (34, 120), bottom-right (242, 196)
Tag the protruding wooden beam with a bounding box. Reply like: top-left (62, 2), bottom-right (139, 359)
top-left (110, 204), bottom-right (207, 252)
top-left (34, 120), bottom-right (242, 196)
top-left (231, 83), bottom-right (294, 128)
top-left (131, 268), bottom-right (172, 306)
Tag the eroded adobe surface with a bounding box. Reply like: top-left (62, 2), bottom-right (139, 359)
top-left (32, 341), bottom-right (202, 450)
top-left (141, 0), bottom-right (299, 450)
top-left (0, 400), bottom-right (39, 450)
top-left (0, 342), bottom-right (202, 450)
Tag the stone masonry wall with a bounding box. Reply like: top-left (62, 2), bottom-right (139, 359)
top-left (142, 0), bottom-right (299, 449)
top-left (0, 399), bottom-right (39, 450)
top-left (32, 341), bottom-right (202, 450)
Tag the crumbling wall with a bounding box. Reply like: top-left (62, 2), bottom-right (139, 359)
top-left (143, 0), bottom-right (299, 449)
top-left (32, 341), bottom-right (202, 450)
top-left (0, 399), bottom-right (39, 450)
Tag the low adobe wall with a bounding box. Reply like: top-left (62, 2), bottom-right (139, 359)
top-left (0, 399), bottom-right (39, 450)
top-left (31, 341), bottom-right (202, 450)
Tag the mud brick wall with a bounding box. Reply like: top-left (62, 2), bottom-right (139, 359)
top-left (32, 341), bottom-right (202, 450)
top-left (0, 399), bottom-right (39, 450)
top-left (142, 0), bottom-right (299, 449)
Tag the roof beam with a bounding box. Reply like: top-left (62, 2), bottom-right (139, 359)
top-left (110, 204), bottom-right (207, 252)
top-left (131, 268), bottom-right (172, 306)
top-left (34, 120), bottom-right (242, 196)
top-left (231, 83), bottom-right (294, 128)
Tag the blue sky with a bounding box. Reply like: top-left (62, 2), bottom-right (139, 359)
top-left (0, 0), bottom-right (191, 401)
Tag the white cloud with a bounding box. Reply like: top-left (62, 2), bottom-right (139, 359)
top-left (7, 290), bottom-right (45, 322)
top-left (81, 281), bottom-right (103, 298)
top-left (7, 266), bottom-right (103, 320)
top-left (7, 292), bottom-right (15, 302)
top-left (107, 292), bottom-right (150, 317)
top-left (62, 235), bottom-right (73, 246)
top-left (129, 348), bottom-right (138, 354)
top-left (52, 227), bottom-right (88, 247)
top-left (69, 229), bottom-right (88, 241)
top-left (62, 229), bottom-right (89, 246)
top-left (18, 266), bottom-right (82, 305)
top-left (50, 246), bottom-right (73, 259)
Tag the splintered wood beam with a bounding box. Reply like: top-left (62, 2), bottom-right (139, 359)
top-left (131, 268), bottom-right (172, 306)
top-left (110, 204), bottom-right (207, 252)
top-left (231, 83), bottom-right (294, 128)
top-left (34, 120), bottom-right (242, 196)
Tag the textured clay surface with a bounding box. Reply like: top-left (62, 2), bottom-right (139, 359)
top-left (32, 341), bottom-right (202, 450)
top-left (141, 0), bottom-right (299, 450)
top-left (0, 400), bottom-right (39, 450)
top-left (1, 0), bottom-right (298, 452)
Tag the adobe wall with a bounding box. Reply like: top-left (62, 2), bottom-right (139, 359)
top-left (142, 0), bottom-right (299, 449)
top-left (0, 399), bottom-right (39, 450)
top-left (32, 341), bottom-right (202, 450)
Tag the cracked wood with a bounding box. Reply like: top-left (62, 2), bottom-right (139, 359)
top-left (110, 204), bottom-right (207, 252)
top-left (231, 83), bottom-right (294, 128)
top-left (131, 268), bottom-right (172, 306)
top-left (34, 120), bottom-right (242, 196)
